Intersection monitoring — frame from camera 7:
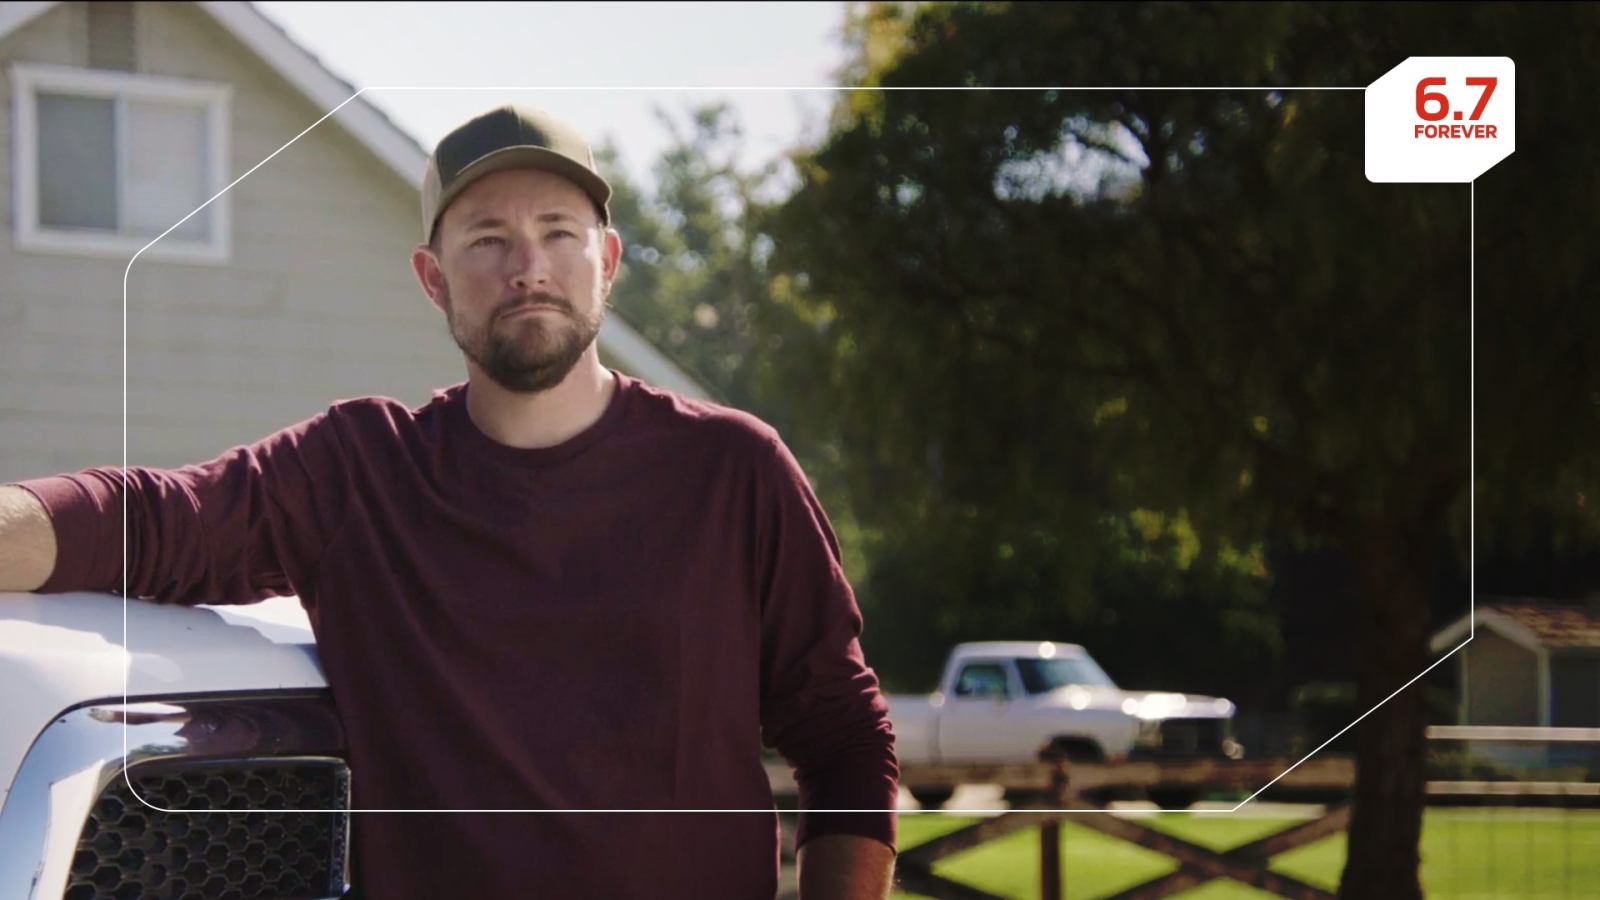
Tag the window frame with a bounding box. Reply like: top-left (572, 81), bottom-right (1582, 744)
top-left (11, 62), bottom-right (232, 264)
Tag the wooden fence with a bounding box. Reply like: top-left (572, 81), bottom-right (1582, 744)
top-left (768, 726), bottom-right (1600, 899)
top-left (769, 755), bottom-right (1356, 900)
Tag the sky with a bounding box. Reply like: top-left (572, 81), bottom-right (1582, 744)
top-left (252, 2), bottom-right (853, 189)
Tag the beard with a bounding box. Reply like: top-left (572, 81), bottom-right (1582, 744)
top-left (439, 278), bottom-right (605, 394)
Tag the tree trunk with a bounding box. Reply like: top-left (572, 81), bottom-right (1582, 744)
top-left (1337, 527), bottom-right (1436, 900)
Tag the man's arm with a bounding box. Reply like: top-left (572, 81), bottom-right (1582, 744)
top-left (750, 427), bottom-right (901, 881)
top-left (1, 410), bottom-right (353, 605)
top-left (0, 486), bottom-right (56, 592)
top-left (797, 834), bottom-right (896, 900)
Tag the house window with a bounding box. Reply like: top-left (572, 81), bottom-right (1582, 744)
top-left (11, 62), bottom-right (231, 263)
top-left (1550, 653), bottom-right (1600, 728)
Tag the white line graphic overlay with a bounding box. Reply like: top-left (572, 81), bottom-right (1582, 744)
top-left (118, 84), bottom-right (1471, 817)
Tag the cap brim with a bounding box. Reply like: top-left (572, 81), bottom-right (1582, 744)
top-left (431, 145), bottom-right (612, 236)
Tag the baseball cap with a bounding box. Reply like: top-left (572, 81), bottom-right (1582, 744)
top-left (420, 104), bottom-right (612, 243)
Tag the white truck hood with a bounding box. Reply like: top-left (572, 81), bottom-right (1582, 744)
top-left (1040, 684), bottom-right (1235, 719)
top-left (0, 592), bottom-right (327, 808)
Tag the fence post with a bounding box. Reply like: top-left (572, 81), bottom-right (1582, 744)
top-left (1040, 821), bottom-right (1061, 900)
top-left (1040, 758), bottom-right (1070, 900)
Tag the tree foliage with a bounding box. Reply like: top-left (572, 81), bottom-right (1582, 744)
top-left (598, 105), bottom-right (780, 412)
top-left (764, 3), bottom-right (1599, 897)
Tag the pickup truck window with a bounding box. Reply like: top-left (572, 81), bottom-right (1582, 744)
top-left (953, 663), bottom-right (1010, 698)
top-left (1015, 657), bottom-right (1117, 694)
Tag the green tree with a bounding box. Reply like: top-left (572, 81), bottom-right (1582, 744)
top-left (598, 104), bottom-right (776, 411)
top-left (768, 3), bottom-right (1599, 898)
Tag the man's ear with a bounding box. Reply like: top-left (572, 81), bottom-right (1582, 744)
top-left (411, 243), bottom-right (447, 314)
top-left (600, 227), bottom-right (623, 295)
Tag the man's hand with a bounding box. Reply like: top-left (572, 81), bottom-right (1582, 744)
top-left (796, 833), bottom-right (896, 900)
top-left (0, 486), bottom-right (56, 592)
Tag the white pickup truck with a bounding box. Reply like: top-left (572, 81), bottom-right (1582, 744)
top-left (0, 592), bottom-right (349, 900)
top-left (886, 641), bottom-right (1244, 809)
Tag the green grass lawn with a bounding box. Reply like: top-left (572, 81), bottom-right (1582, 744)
top-left (891, 808), bottom-right (1600, 899)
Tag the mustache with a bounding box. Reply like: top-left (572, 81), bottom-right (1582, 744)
top-left (494, 292), bottom-right (574, 319)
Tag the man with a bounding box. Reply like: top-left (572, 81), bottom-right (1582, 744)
top-left (0, 104), bottom-right (899, 899)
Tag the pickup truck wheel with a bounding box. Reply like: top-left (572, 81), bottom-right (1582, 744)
top-left (1039, 737), bottom-right (1106, 765)
top-left (908, 787), bottom-right (956, 810)
top-left (1004, 738), bottom-right (1107, 809)
top-left (1147, 788), bottom-right (1202, 810)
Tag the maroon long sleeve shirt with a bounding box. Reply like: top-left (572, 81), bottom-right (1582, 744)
top-left (17, 372), bottom-right (899, 899)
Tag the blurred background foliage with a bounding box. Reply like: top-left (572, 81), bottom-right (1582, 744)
top-left (598, 4), bottom-right (1598, 894)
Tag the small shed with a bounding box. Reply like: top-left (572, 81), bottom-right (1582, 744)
top-left (1431, 597), bottom-right (1600, 729)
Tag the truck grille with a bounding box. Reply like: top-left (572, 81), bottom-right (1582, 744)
top-left (1157, 718), bottom-right (1227, 757)
top-left (64, 760), bottom-right (349, 900)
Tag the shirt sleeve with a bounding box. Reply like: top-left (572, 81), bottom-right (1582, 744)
top-left (9, 409), bottom-right (354, 609)
top-left (753, 432), bottom-right (899, 853)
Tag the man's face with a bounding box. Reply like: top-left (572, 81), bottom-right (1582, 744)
top-left (414, 167), bottom-right (621, 394)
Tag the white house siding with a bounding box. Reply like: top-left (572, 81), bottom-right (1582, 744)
top-left (0, 2), bottom-right (465, 482)
top-left (1462, 628), bottom-right (1539, 727)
